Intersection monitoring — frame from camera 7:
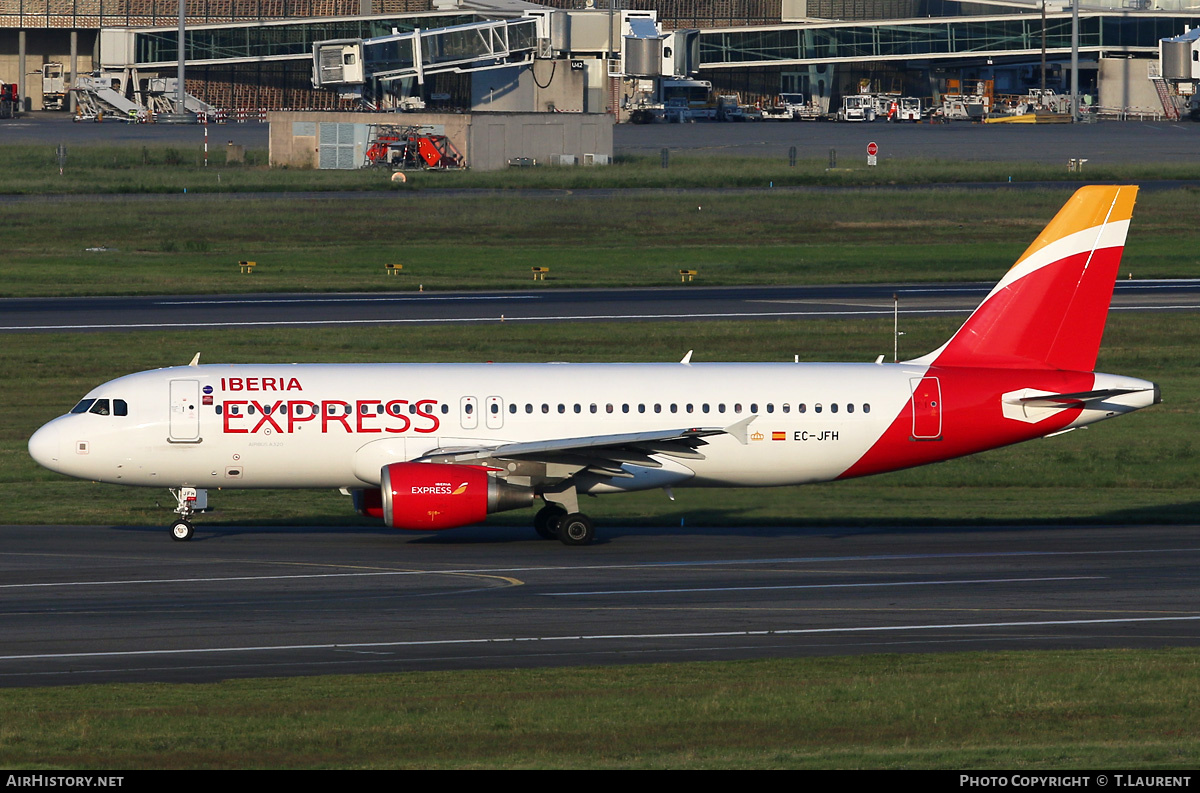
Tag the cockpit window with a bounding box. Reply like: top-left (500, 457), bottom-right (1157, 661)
top-left (70, 398), bottom-right (127, 416)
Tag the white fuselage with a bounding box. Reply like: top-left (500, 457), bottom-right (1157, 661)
top-left (28, 361), bottom-right (1155, 496)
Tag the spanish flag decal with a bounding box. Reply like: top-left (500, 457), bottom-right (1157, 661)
top-left (772, 431), bottom-right (786, 441)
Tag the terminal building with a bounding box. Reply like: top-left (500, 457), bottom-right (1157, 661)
top-left (3, 0), bottom-right (1198, 119)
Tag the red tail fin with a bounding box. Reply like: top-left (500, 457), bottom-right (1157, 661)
top-left (916, 186), bottom-right (1138, 371)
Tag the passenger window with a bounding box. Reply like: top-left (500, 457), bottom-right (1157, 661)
top-left (702, 404), bottom-right (710, 413)
top-left (864, 403), bottom-right (871, 414)
top-left (606, 403), bottom-right (614, 414)
top-left (215, 405), bottom-right (223, 415)
top-left (542, 404), bottom-right (549, 413)
top-left (638, 404), bottom-right (646, 414)
top-left (622, 404), bottom-right (630, 413)
top-left (490, 403), bottom-right (499, 415)
top-left (814, 404), bottom-right (823, 414)
top-left (441, 404), bottom-right (449, 414)
top-left (734, 403), bottom-right (742, 413)
top-left (750, 403), bottom-right (758, 413)
top-left (847, 403), bottom-right (854, 414)
top-left (830, 403), bottom-right (838, 414)
top-left (509, 404), bottom-right (516, 414)
top-left (654, 404), bottom-right (662, 414)
top-left (464, 403), bottom-right (473, 415)
top-left (590, 404), bottom-right (597, 414)
top-left (797, 403), bottom-right (806, 414)
top-left (766, 404), bottom-right (774, 414)
top-left (526, 403), bottom-right (533, 414)
top-left (718, 404), bottom-right (725, 413)
top-left (558, 404), bottom-right (566, 414)
top-left (670, 404), bottom-right (678, 413)
top-left (686, 404), bottom-right (693, 413)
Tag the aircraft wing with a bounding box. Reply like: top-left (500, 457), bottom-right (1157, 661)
top-left (414, 416), bottom-right (757, 477)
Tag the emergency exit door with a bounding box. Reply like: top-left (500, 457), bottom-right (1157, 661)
top-left (910, 376), bottom-right (943, 440)
top-left (169, 379), bottom-right (201, 442)
top-left (485, 396), bottom-right (504, 429)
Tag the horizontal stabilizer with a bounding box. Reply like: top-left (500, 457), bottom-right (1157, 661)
top-left (1007, 387), bottom-right (1152, 408)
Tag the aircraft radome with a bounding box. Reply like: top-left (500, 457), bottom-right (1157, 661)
top-left (28, 186), bottom-right (1159, 546)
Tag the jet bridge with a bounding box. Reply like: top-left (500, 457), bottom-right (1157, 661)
top-left (313, 16), bottom-right (540, 97)
top-left (312, 9), bottom-right (698, 114)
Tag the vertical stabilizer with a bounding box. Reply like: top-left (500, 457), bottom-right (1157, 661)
top-left (915, 186), bottom-right (1138, 371)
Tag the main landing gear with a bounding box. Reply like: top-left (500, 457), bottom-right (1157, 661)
top-left (167, 487), bottom-right (204, 542)
top-left (533, 503), bottom-right (596, 546)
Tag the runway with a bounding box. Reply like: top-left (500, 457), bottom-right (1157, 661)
top-left (1, 522), bottom-right (1197, 686)
top-left (5, 279), bottom-right (1200, 332)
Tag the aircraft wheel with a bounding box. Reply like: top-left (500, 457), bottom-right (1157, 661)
top-left (557, 513), bottom-right (595, 547)
top-left (170, 519), bottom-right (194, 542)
top-left (534, 505), bottom-right (566, 540)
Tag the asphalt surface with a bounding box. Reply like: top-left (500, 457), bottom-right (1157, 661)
top-left (2, 522), bottom-right (1197, 686)
top-left (4, 280), bottom-right (1200, 333)
top-left (6, 110), bottom-right (1200, 164)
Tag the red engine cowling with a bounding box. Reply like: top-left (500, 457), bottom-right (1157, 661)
top-left (380, 462), bottom-right (533, 531)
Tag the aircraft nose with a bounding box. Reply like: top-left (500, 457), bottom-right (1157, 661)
top-left (28, 421), bottom-right (62, 471)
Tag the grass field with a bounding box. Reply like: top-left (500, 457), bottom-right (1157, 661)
top-left (1, 650), bottom-right (1198, 769)
top-left (3, 185), bottom-right (1200, 297)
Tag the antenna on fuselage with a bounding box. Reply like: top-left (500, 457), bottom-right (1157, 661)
top-left (188, 353), bottom-right (201, 367)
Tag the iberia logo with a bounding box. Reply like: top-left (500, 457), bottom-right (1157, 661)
top-left (453, 482), bottom-right (469, 495)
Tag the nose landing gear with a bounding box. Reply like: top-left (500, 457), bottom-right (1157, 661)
top-left (167, 487), bottom-right (205, 541)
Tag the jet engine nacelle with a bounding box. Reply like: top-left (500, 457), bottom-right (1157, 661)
top-left (380, 462), bottom-right (533, 530)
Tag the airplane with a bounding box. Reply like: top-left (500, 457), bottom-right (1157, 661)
top-left (28, 185), bottom-right (1159, 546)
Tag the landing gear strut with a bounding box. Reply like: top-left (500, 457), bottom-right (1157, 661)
top-left (167, 487), bottom-right (204, 542)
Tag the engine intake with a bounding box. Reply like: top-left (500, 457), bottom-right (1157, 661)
top-left (380, 462), bottom-right (533, 530)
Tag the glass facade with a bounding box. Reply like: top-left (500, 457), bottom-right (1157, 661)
top-left (700, 14), bottom-right (1200, 66)
top-left (133, 13), bottom-right (478, 65)
top-left (0, 0), bottom-right (361, 28)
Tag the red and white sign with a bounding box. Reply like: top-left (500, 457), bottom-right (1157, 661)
top-left (867, 141), bottom-right (878, 156)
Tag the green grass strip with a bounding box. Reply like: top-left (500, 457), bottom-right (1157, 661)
top-left (1, 650), bottom-right (1197, 768)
